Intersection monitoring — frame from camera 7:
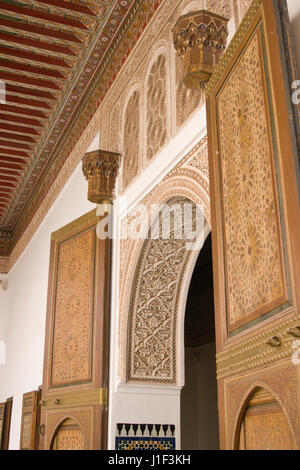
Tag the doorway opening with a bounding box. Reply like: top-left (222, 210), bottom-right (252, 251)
top-left (180, 233), bottom-right (219, 449)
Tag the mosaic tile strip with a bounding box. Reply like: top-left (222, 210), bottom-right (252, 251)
top-left (116, 436), bottom-right (175, 450)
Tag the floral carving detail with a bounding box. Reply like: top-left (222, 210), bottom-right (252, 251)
top-left (123, 91), bottom-right (140, 189)
top-left (147, 55), bottom-right (167, 160)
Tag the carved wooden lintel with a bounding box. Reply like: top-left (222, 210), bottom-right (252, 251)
top-left (173, 10), bottom-right (229, 91)
top-left (82, 150), bottom-right (121, 204)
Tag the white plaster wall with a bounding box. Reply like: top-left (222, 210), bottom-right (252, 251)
top-left (0, 135), bottom-right (99, 449)
top-left (181, 343), bottom-right (219, 450)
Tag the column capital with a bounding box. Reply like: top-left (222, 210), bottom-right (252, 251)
top-left (82, 149), bottom-right (121, 204)
top-left (173, 10), bottom-right (229, 91)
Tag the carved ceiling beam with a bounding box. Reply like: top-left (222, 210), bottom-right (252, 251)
top-left (82, 150), bottom-right (121, 205)
top-left (173, 10), bottom-right (229, 91)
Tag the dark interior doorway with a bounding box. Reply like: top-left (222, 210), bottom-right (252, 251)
top-left (180, 233), bottom-right (219, 450)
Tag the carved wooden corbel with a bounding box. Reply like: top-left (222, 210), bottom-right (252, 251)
top-left (173, 10), bottom-right (229, 91)
top-left (82, 150), bottom-right (121, 204)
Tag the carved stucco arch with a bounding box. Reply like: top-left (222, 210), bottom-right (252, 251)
top-left (125, 195), bottom-right (210, 385)
top-left (232, 381), bottom-right (298, 450)
top-left (118, 137), bottom-right (210, 383)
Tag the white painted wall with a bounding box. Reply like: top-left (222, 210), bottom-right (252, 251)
top-left (0, 135), bottom-right (99, 449)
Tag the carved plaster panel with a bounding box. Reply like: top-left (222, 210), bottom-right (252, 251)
top-left (123, 91), bottom-right (140, 189)
top-left (146, 54), bottom-right (168, 161)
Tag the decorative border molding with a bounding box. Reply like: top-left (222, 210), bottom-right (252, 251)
top-left (42, 388), bottom-right (108, 410)
top-left (217, 315), bottom-right (299, 379)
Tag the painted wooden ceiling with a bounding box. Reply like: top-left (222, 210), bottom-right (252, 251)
top-left (0, 0), bottom-right (161, 259)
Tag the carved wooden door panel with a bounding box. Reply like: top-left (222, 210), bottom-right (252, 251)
top-left (0, 398), bottom-right (13, 450)
top-left (2, 397), bottom-right (13, 450)
top-left (205, 0), bottom-right (300, 449)
top-left (238, 388), bottom-right (294, 450)
top-left (39, 210), bottom-right (110, 450)
top-left (20, 391), bottom-right (38, 450)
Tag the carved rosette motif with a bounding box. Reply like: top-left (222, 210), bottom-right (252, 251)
top-left (82, 150), bottom-right (121, 204)
top-left (147, 55), bottom-right (167, 160)
top-left (173, 10), bottom-right (229, 91)
top-left (123, 91), bottom-right (140, 189)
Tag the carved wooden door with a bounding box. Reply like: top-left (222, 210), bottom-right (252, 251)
top-left (0, 402), bottom-right (5, 449)
top-left (0, 398), bottom-right (13, 450)
top-left (39, 210), bottom-right (110, 450)
top-left (205, 0), bottom-right (300, 449)
top-left (20, 391), bottom-right (38, 450)
top-left (2, 397), bottom-right (13, 450)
